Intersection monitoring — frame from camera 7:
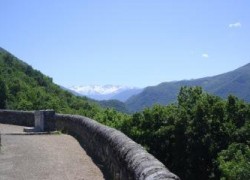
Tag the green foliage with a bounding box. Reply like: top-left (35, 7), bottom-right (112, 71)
top-left (0, 49), bottom-right (129, 129)
top-left (0, 50), bottom-right (101, 118)
top-left (98, 99), bottom-right (129, 114)
top-left (94, 108), bottom-right (130, 129)
top-left (122, 86), bottom-right (250, 179)
top-left (217, 143), bottom-right (250, 180)
top-left (0, 77), bottom-right (7, 108)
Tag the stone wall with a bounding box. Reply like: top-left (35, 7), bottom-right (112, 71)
top-left (0, 110), bottom-right (34, 127)
top-left (0, 110), bottom-right (180, 180)
top-left (52, 114), bottom-right (180, 180)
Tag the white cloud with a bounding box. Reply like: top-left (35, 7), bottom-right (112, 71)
top-left (229, 22), bottom-right (241, 28)
top-left (202, 53), bottom-right (209, 58)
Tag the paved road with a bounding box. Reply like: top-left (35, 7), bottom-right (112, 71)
top-left (0, 123), bottom-right (104, 180)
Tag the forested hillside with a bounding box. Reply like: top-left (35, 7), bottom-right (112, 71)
top-left (0, 48), bottom-right (104, 118)
top-left (126, 63), bottom-right (250, 112)
top-left (0, 47), bottom-right (128, 128)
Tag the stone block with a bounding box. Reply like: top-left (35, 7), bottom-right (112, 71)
top-left (35, 111), bottom-right (44, 131)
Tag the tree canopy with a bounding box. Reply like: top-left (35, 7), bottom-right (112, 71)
top-left (121, 86), bottom-right (250, 179)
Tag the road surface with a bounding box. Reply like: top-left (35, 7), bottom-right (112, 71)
top-left (0, 123), bottom-right (104, 180)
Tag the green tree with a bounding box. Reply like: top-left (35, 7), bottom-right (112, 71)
top-left (124, 86), bottom-right (250, 179)
top-left (0, 78), bottom-right (7, 109)
top-left (217, 143), bottom-right (250, 180)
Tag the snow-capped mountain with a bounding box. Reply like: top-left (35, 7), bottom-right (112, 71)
top-left (68, 85), bottom-right (142, 102)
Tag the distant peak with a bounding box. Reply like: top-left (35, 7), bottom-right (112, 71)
top-left (69, 85), bottom-right (139, 95)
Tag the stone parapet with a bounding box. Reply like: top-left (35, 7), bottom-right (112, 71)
top-left (0, 109), bottom-right (34, 127)
top-left (53, 114), bottom-right (180, 180)
top-left (0, 110), bottom-right (180, 180)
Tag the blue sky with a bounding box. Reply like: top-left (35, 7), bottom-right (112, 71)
top-left (1, 0), bottom-right (250, 88)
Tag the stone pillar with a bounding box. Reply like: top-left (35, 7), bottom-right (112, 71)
top-left (35, 111), bottom-right (44, 131)
top-left (43, 110), bottom-right (55, 131)
top-left (24, 110), bottom-right (55, 132)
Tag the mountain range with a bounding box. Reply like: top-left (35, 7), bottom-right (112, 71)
top-left (1, 46), bottom-right (249, 114)
top-left (68, 85), bottom-right (142, 102)
top-left (66, 63), bottom-right (250, 113)
top-left (125, 63), bottom-right (250, 112)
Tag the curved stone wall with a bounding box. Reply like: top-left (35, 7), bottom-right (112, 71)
top-left (53, 114), bottom-right (179, 180)
top-left (0, 110), bottom-right (180, 180)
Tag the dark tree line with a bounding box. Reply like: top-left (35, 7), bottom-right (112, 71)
top-left (118, 87), bottom-right (250, 179)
